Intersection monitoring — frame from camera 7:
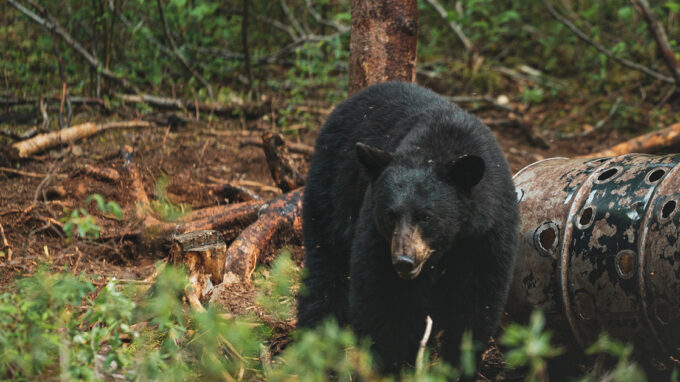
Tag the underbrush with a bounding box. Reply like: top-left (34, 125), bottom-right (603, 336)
top-left (0, 253), bottom-right (668, 381)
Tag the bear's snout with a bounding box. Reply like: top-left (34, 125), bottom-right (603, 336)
top-left (391, 223), bottom-right (431, 280)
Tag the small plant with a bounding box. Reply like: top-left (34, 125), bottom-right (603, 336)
top-left (61, 194), bottom-right (122, 241)
top-left (520, 86), bottom-right (545, 106)
top-left (583, 333), bottom-right (646, 382)
top-left (253, 249), bottom-right (301, 321)
top-left (501, 310), bottom-right (563, 382)
top-left (269, 319), bottom-right (380, 381)
top-left (151, 174), bottom-right (191, 222)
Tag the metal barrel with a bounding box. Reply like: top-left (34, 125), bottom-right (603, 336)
top-left (508, 154), bottom-right (680, 362)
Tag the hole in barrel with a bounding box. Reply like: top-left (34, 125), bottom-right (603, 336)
top-left (662, 200), bottom-right (676, 219)
top-left (577, 206), bottom-right (595, 229)
top-left (615, 250), bottom-right (635, 279)
top-left (597, 168), bottom-right (618, 182)
top-left (539, 227), bottom-right (556, 251)
top-left (647, 168), bottom-right (666, 183)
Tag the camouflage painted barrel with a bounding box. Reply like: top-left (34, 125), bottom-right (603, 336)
top-left (507, 154), bottom-right (680, 361)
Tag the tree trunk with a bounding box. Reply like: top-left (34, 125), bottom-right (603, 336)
top-left (348, 0), bottom-right (418, 95)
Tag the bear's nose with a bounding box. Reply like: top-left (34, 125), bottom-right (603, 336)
top-left (393, 255), bottom-right (416, 273)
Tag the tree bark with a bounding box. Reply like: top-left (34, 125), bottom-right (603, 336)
top-left (348, 0), bottom-right (418, 94)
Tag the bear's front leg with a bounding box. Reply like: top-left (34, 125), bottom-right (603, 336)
top-left (348, 221), bottom-right (426, 374)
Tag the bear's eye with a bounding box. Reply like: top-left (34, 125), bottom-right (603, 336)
top-left (420, 214), bottom-right (432, 223)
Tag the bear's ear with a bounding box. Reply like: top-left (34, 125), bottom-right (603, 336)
top-left (442, 154), bottom-right (485, 193)
top-left (356, 142), bottom-right (393, 179)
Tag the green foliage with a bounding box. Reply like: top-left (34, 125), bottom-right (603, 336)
top-left (270, 319), bottom-right (380, 381)
top-left (152, 174), bottom-right (191, 221)
top-left (254, 250), bottom-right (301, 321)
top-left (583, 334), bottom-right (646, 382)
top-left (501, 310), bottom-right (563, 382)
top-left (61, 194), bottom-right (122, 242)
top-left (520, 86), bottom-right (545, 106)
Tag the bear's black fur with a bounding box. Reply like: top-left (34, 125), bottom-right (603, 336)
top-left (297, 82), bottom-right (519, 372)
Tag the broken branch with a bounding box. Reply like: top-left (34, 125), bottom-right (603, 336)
top-left (223, 188), bottom-right (303, 282)
top-left (580, 122), bottom-right (680, 158)
top-left (10, 120), bottom-right (152, 158)
top-left (261, 132), bottom-right (305, 192)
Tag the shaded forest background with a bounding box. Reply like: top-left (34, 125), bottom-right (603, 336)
top-left (1, 0), bottom-right (680, 381)
top-left (3, 0), bottom-right (680, 136)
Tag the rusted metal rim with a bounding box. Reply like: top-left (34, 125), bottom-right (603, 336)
top-left (637, 160), bottom-right (680, 355)
top-left (559, 159), bottom-right (611, 347)
top-left (513, 157), bottom-right (568, 178)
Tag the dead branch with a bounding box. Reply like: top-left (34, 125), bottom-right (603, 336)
top-left (280, 0), bottom-right (306, 37)
top-left (580, 122), bottom-right (680, 158)
top-left (0, 95), bottom-right (108, 108)
top-left (209, 177), bottom-right (282, 195)
top-left (206, 183), bottom-right (262, 203)
top-left (261, 132), bottom-right (305, 192)
top-left (423, 0), bottom-right (474, 53)
top-left (118, 94), bottom-right (268, 119)
top-left (0, 167), bottom-right (67, 179)
top-left (155, 0), bottom-right (214, 99)
top-left (7, 0), bottom-right (140, 92)
top-left (239, 137), bottom-right (315, 156)
top-left (303, 0), bottom-right (349, 33)
top-left (0, 125), bottom-right (48, 141)
top-left (9, 120), bottom-right (152, 158)
top-left (541, 0), bottom-right (674, 84)
top-left (415, 315), bottom-right (434, 375)
top-left (0, 222), bottom-right (13, 262)
top-left (72, 164), bottom-right (121, 183)
top-left (631, 0), bottom-right (680, 86)
top-left (223, 188), bottom-right (303, 282)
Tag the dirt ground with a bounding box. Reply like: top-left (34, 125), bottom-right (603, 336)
top-left (0, 93), bottom-right (625, 380)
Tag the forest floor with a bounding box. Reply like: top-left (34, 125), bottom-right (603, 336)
top-left (0, 86), bottom-right (630, 380)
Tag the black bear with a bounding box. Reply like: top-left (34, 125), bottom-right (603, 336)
top-left (297, 82), bottom-right (519, 372)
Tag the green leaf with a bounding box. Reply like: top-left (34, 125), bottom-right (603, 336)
top-left (665, 1), bottom-right (680, 13)
top-left (618, 6), bottom-right (633, 21)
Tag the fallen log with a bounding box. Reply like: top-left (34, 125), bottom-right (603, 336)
top-left (580, 122), bottom-right (680, 158)
top-left (10, 120), bottom-right (152, 158)
top-left (223, 188), bottom-right (303, 283)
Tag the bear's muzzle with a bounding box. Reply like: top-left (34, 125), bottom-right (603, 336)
top-left (390, 223), bottom-right (432, 280)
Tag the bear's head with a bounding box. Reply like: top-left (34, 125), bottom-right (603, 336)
top-left (356, 142), bottom-right (485, 280)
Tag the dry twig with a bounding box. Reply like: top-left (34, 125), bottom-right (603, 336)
top-left (0, 223), bottom-right (13, 262)
top-left (415, 315), bottom-right (434, 374)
